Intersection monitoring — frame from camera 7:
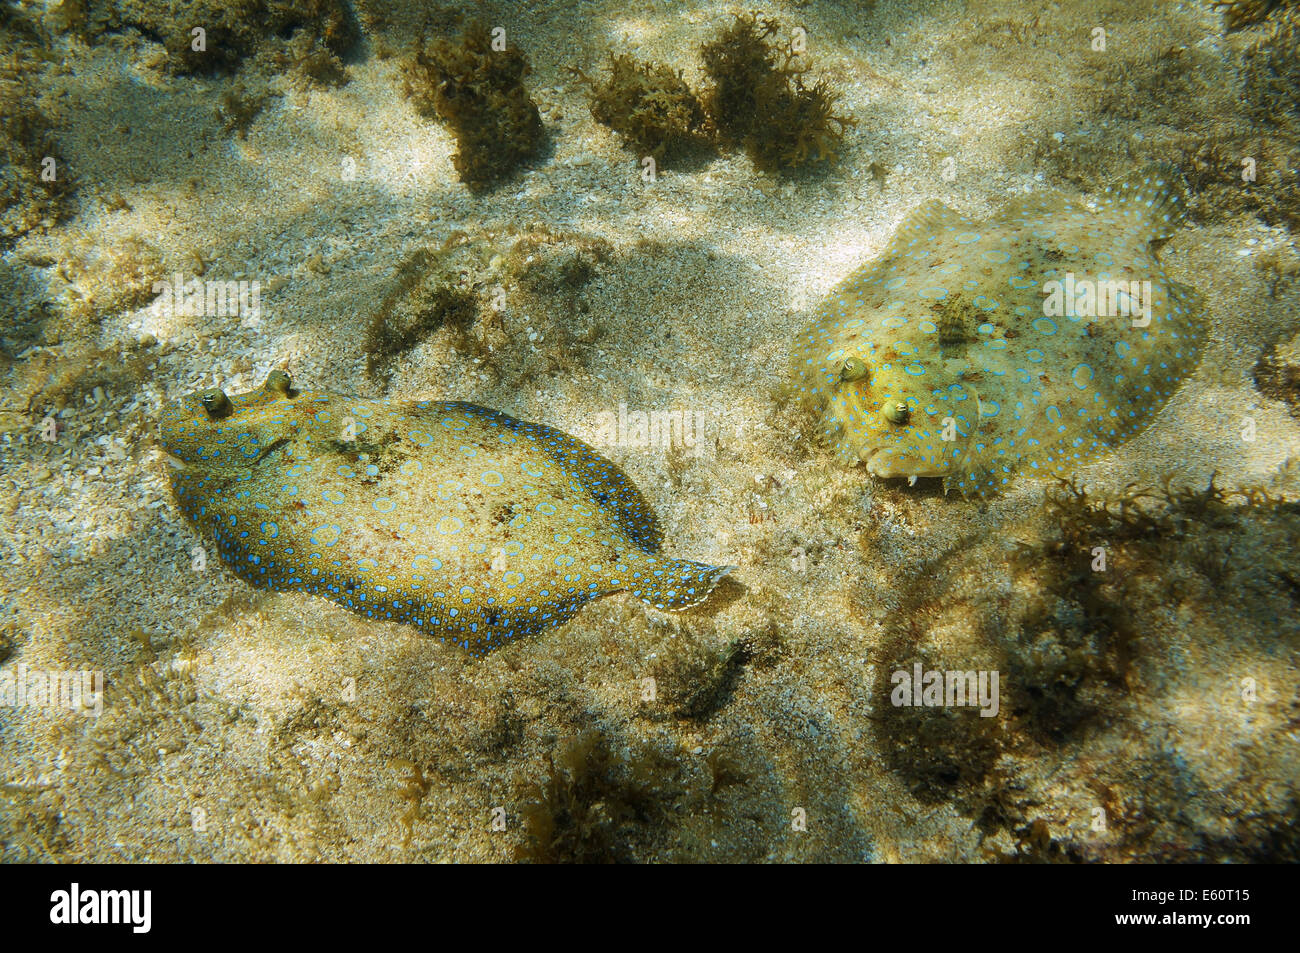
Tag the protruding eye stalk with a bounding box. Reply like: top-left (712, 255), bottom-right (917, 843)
top-left (883, 400), bottom-right (910, 426)
top-left (839, 356), bottom-right (868, 383)
top-left (264, 369), bottom-right (294, 397)
top-left (200, 388), bottom-right (232, 419)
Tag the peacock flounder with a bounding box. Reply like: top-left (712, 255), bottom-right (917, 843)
top-left (159, 371), bottom-right (732, 654)
top-left (790, 164), bottom-right (1205, 496)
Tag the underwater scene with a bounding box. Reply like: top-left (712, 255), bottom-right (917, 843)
top-left (0, 0), bottom-right (1298, 864)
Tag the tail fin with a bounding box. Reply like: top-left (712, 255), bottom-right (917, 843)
top-left (1096, 162), bottom-right (1189, 246)
top-left (633, 556), bottom-right (733, 611)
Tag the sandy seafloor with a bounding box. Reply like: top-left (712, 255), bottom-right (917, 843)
top-left (1, 0), bottom-right (1298, 862)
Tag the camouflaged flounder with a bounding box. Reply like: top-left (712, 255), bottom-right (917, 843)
top-left (790, 164), bottom-right (1206, 496)
top-left (159, 372), bottom-right (731, 655)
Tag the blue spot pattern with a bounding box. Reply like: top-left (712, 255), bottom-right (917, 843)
top-left (159, 381), bottom-right (732, 655)
top-left (788, 163), bottom-right (1204, 497)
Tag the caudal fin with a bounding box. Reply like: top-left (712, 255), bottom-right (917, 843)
top-left (1097, 162), bottom-right (1189, 246)
top-left (633, 556), bottom-right (733, 611)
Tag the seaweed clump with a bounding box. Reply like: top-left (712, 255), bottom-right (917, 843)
top-left (514, 731), bottom-right (684, 863)
top-left (700, 14), bottom-right (852, 173)
top-left (870, 475), bottom-right (1300, 860)
top-left (363, 242), bottom-right (484, 380)
top-left (579, 54), bottom-right (712, 168)
top-left (0, 612), bottom-right (24, 665)
top-left (1208, 2), bottom-right (1300, 224)
top-left (1254, 331), bottom-right (1300, 417)
top-left (870, 555), bottom-right (1008, 806)
top-left (0, 8), bottom-right (72, 246)
top-left (89, 0), bottom-right (359, 82)
top-left (1232, 0), bottom-right (1300, 117)
top-left (1011, 476), bottom-right (1300, 740)
top-left (217, 83), bottom-right (275, 138)
top-left (403, 22), bottom-right (547, 190)
top-left (643, 636), bottom-right (751, 722)
top-left (1213, 0), bottom-right (1298, 30)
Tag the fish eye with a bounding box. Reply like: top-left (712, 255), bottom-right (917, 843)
top-left (265, 369), bottom-right (294, 396)
top-left (839, 357), bottom-right (868, 383)
top-left (883, 401), bottom-right (910, 425)
top-left (200, 387), bottom-right (232, 419)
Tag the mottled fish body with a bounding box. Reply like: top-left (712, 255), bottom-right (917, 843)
top-left (791, 164), bottom-right (1205, 496)
top-left (159, 373), bottom-right (730, 654)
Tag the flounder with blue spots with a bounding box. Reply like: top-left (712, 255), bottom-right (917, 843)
top-left (159, 371), bottom-right (732, 655)
top-left (790, 164), bottom-right (1205, 496)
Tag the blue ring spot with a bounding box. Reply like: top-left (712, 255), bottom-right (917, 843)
top-left (313, 524), bottom-right (341, 549)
